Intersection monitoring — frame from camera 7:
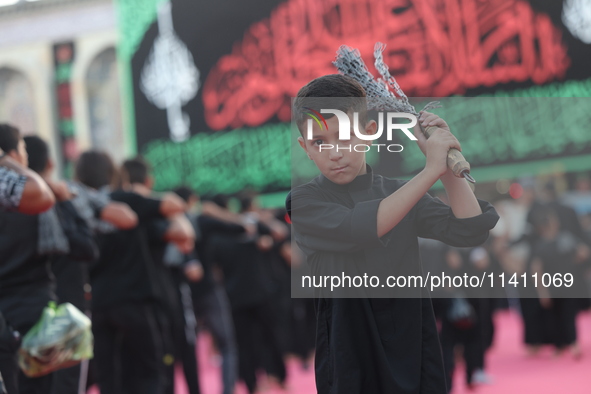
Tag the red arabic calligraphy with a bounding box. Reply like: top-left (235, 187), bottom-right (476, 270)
top-left (203, 0), bottom-right (570, 130)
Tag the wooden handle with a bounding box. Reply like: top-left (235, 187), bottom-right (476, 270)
top-left (421, 124), bottom-right (471, 179)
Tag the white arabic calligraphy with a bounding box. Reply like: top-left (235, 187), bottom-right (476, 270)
top-left (140, 1), bottom-right (200, 142)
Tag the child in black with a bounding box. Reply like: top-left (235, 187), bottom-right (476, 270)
top-left (288, 75), bottom-right (499, 393)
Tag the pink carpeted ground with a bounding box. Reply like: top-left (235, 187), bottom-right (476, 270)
top-left (450, 310), bottom-right (591, 394)
top-left (90, 310), bottom-right (591, 393)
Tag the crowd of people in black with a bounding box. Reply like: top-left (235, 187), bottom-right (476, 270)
top-left (0, 124), bottom-right (315, 394)
top-left (421, 179), bottom-right (591, 392)
top-left (1, 121), bottom-right (591, 394)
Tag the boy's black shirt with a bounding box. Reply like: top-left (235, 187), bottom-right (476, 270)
top-left (90, 190), bottom-right (164, 310)
top-left (288, 166), bottom-right (499, 394)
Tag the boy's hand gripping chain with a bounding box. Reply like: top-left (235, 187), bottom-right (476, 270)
top-left (419, 123), bottom-right (475, 183)
top-left (333, 43), bottom-right (476, 183)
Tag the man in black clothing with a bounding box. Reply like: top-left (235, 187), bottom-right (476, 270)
top-left (437, 247), bottom-right (490, 392)
top-left (238, 195), bottom-right (292, 383)
top-left (89, 155), bottom-right (189, 394)
top-left (119, 158), bottom-right (196, 394)
top-left (208, 211), bottom-right (287, 394)
top-left (162, 238), bottom-right (202, 394)
top-left (167, 188), bottom-right (242, 394)
top-left (24, 139), bottom-right (139, 394)
top-left (189, 194), bottom-right (246, 394)
top-left (1, 141), bottom-right (55, 394)
top-left (540, 182), bottom-right (591, 310)
top-left (289, 75), bottom-right (499, 393)
top-left (0, 127), bottom-right (96, 394)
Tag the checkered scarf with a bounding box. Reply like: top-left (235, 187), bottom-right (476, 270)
top-left (0, 166), bottom-right (27, 211)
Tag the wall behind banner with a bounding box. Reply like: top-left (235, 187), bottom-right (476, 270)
top-left (0, 0), bottom-right (125, 178)
top-left (117, 0), bottom-right (591, 198)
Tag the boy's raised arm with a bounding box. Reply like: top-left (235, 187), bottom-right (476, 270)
top-left (420, 111), bottom-right (482, 219)
top-left (440, 171), bottom-right (482, 217)
top-left (411, 113), bottom-right (499, 246)
top-left (376, 112), bottom-right (462, 237)
top-left (376, 170), bottom-right (440, 237)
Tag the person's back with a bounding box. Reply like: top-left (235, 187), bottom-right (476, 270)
top-left (51, 181), bottom-right (122, 312)
top-left (209, 230), bottom-right (272, 309)
top-left (49, 182), bottom-right (115, 394)
top-left (180, 194), bottom-right (242, 394)
top-left (87, 155), bottom-right (188, 394)
top-left (91, 157), bottom-right (191, 311)
top-left (92, 191), bottom-right (162, 308)
top-left (210, 228), bottom-right (287, 393)
top-left (0, 211), bottom-right (51, 330)
top-left (0, 134), bottom-right (59, 394)
top-left (90, 189), bottom-right (172, 394)
top-left (1, 129), bottom-right (98, 394)
top-left (0, 132), bottom-right (55, 394)
top-left (0, 129), bottom-right (54, 331)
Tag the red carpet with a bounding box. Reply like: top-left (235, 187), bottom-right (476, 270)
top-left (90, 310), bottom-right (591, 393)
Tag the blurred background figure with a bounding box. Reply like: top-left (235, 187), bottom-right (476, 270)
top-left (0, 133), bottom-right (55, 394)
top-left (24, 137), bottom-right (137, 394)
top-left (119, 157), bottom-right (195, 394)
top-left (206, 195), bottom-right (287, 394)
top-left (0, 125), bottom-right (97, 394)
top-left (529, 205), bottom-right (589, 358)
top-left (171, 189), bottom-right (241, 394)
top-left (88, 153), bottom-right (187, 394)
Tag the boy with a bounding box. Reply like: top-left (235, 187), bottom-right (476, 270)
top-left (288, 75), bottom-right (499, 393)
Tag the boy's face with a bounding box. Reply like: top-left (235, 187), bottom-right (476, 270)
top-left (298, 113), bottom-right (376, 185)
